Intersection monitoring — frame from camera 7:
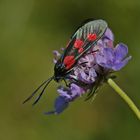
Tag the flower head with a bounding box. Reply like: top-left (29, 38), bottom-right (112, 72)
top-left (47, 28), bottom-right (131, 114)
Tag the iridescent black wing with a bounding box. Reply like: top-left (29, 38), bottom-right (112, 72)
top-left (60, 19), bottom-right (108, 70)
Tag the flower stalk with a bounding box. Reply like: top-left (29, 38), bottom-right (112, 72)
top-left (107, 78), bottom-right (140, 120)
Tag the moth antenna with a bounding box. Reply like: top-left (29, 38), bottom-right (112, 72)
top-left (23, 76), bottom-right (54, 104)
top-left (32, 76), bottom-right (54, 105)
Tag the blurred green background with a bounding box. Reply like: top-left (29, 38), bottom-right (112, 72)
top-left (0, 0), bottom-right (140, 140)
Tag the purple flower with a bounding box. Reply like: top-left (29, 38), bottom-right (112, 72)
top-left (96, 43), bottom-right (132, 71)
top-left (57, 83), bottom-right (85, 101)
top-left (46, 28), bottom-right (131, 114)
top-left (45, 96), bottom-right (69, 115)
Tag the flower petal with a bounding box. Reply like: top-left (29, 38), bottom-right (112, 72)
top-left (104, 28), bottom-right (114, 41)
top-left (53, 50), bottom-right (61, 57)
top-left (103, 48), bottom-right (114, 61)
top-left (46, 96), bottom-right (69, 115)
top-left (96, 53), bottom-right (107, 64)
top-left (70, 83), bottom-right (85, 98)
top-left (54, 96), bottom-right (69, 114)
top-left (57, 87), bottom-right (71, 99)
top-left (114, 43), bottom-right (128, 61)
top-left (78, 69), bottom-right (88, 82)
top-left (96, 47), bottom-right (114, 67)
top-left (112, 56), bottom-right (132, 71)
top-left (88, 68), bottom-right (97, 82)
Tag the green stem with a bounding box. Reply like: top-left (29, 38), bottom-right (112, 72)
top-left (107, 78), bottom-right (140, 120)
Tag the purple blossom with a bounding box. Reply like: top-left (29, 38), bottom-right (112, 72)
top-left (45, 83), bottom-right (85, 114)
top-left (96, 43), bottom-right (132, 71)
top-left (46, 28), bottom-right (131, 114)
top-left (46, 96), bottom-right (69, 114)
top-left (58, 83), bottom-right (85, 101)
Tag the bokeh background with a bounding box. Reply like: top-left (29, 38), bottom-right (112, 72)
top-left (0, 0), bottom-right (140, 140)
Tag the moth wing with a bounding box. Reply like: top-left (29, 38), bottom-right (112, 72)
top-left (62, 19), bottom-right (108, 60)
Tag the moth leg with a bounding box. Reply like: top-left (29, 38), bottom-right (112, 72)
top-left (63, 79), bottom-right (69, 87)
top-left (70, 77), bottom-right (88, 87)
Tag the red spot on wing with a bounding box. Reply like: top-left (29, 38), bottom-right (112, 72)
top-left (74, 39), bottom-right (84, 49)
top-left (78, 47), bottom-right (84, 53)
top-left (87, 33), bottom-right (97, 41)
top-left (63, 56), bottom-right (75, 69)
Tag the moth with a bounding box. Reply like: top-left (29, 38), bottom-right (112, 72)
top-left (23, 19), bottom-right (108, 105)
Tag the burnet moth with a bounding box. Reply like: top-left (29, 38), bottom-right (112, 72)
top-left (23, 19), bottom-right (108, 105)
